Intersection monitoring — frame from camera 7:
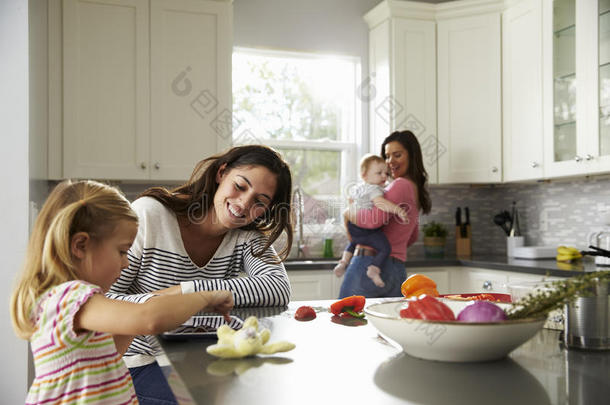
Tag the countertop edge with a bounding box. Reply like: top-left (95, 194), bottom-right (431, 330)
top-left (283, 257), bottom-right (599, 277)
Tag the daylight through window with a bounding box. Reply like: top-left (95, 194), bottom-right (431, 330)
top-left (232, 48), bottom-right (362, 224)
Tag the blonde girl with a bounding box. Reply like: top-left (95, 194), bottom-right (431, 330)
top-left (10, 180), bottom-right (233, 405)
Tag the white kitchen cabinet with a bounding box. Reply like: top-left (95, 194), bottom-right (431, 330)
top-left (455, 267), bottom-right (563, 294)
top-left (502, 0), bottom-right (545, 181)
top-left (150, 0), bottom-right (232, 180)
top-left (406, 267), bottom-right (451, 294)
top-left (364, 1), bottom-right (438, 183)
top-left (437, 6), bottom-right (503, 183)
top-left (287, 270), bottom-right (341, 301)
top-left (543, 0), bottom-right (610, 178)
top-left (61, 0), bottom-right (150, 180)
top-left (457, 269), bottom-right (510, 294)
top-left (51, 0), bottom-right (232, 180)
top-left (407, 266), bottom-right (563, 295)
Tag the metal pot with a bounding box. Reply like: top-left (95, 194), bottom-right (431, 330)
top-left (564, 278), bottom-right (609, 350)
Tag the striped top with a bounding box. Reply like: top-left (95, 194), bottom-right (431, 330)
top-left (26, 281), bottom-right (137, 405)
top-left (107, 197), bottom-right (291, 367)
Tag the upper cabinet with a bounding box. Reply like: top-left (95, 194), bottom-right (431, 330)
top-left (366, 0), bottom-right (503, 185)
top-left (437, 4), bottom-right (502, 183)
top-left (542, 0), bottom-right (610, 178)
top-left (364, 1), bottom-right (438, 184)
top-left (49, 0), bottom-right (232, 180)
top-left (366, 0), bottom-right (609, 184)
top-left (502, 0), bottom-right (545, 181)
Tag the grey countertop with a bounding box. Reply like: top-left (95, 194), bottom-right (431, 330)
top-left (283, 255), bottom-right (606, 277)
top-left (157, 301), bottom-right (610, 405)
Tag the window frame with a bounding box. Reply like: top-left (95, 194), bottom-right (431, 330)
top-left (232, 47), bottom-right (363, 197)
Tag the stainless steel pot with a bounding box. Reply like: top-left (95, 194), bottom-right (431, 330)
top-left (564, 278), bottom-right (609, 350)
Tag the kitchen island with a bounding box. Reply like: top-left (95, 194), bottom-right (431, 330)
top-left (156, 300), bottom-right (609, 405)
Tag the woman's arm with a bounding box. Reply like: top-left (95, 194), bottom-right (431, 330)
top-left (181, 234), bottom-right (291, 307)
top-left (75, 290), bottom-right (234, 354)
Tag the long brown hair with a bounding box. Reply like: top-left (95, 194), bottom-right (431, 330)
top-left (10, 180), bottom-right (137, 339)
top-left (381, 130), bottom-right (432, 214)
top-left (140, 145), bottom-right (293, 260)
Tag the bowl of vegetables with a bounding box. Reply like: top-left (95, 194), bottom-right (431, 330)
top-left (364, 297), bottom-right (545, 362)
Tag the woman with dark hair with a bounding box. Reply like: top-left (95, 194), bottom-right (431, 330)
top-left (107, 145), bottom-right (293, 404)
top-left (339, 130), bottom-right (431, 298)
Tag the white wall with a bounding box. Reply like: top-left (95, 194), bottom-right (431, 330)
top-left (0, 0), bottom-right (31, 401)
top-left (233, 0), bottom-right (383, 151)
top-left (234, 0), bottom-right (380, 56)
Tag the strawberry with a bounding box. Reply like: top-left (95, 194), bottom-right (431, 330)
top-left (294, 305), bottom-right (316, 321)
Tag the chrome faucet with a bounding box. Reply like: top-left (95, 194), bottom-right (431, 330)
top-left (292, 186), bottom-right (306, 258)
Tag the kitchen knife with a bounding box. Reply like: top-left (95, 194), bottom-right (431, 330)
top-left (460, 207), bottom-right (468, 237)
top-left (464, 207), bottom-right (470, 237)
top-left (456, 207), bottom-right (461, 229)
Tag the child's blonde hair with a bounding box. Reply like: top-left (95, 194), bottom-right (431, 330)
top-left (10, 180), bottom-right (138, 339)
top-left (359, 154), bottom-right (385, 178)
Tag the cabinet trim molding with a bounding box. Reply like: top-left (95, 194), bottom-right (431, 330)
top-left (364, 0), bottom-right (436, 29)
top-left (435, 0), bottom-right (504, 20)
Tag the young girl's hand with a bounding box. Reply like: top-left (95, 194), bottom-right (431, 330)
top-left (205, 290), bottom-right (234, 322)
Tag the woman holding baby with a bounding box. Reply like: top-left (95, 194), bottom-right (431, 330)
top-left (338, 130), bottom-right (431, 298)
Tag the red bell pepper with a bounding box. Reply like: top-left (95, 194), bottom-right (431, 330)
top-left (330, 295), bottom-right (366, 318)
top-left (399, 295), bottom-right (456, 321)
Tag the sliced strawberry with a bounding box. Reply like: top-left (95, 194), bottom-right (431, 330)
top-left (294, 305), bottom-right (316, 321)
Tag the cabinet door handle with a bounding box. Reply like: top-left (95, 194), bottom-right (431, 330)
top-left (482, 280), bottom-right (493, 290)
top-left (154, 162), bottom-right (160, 170)
top-left (140, 162), bottom-right (147, 169)
top-left (585, 154), bottom-right (594, 161)
top-left (491, 167), bottom-right (498, 173)
top-left (531, 162), bottom-right (539, 168)
top-left (574, 155), bottom-right (583, 162)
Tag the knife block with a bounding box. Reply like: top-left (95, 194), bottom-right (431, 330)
top-left (455, 225), bottom-right (472, 257)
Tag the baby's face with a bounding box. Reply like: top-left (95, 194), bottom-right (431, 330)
top-left (363, 161), bottom-right (388, 186)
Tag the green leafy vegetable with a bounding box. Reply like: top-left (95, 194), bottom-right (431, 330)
top-left (506, 271), bottom-right (610, 320)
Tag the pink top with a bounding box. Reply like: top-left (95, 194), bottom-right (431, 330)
top-left (356, 177), bottom-right (419, 262)
top-left (27, 280), bottom-right (138, 405)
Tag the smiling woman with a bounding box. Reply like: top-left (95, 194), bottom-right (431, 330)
top-left (106, 144), bottom-right (294, 403)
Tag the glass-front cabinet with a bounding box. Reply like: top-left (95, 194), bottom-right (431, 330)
top-left (552, 0), bottom-right (576, 163)
top-left (544, 0), bottom-right (610, 177)
top-left (600, 0), bottom-right (610, 157)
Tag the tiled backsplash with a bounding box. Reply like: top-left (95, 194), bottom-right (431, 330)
top-left (415, 175), bottom-right (610, 258)
top-left (47, 175), bottom-right (610, 258)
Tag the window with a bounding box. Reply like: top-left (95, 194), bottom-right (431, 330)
top-left (232, 48), bottom-right (362, 225)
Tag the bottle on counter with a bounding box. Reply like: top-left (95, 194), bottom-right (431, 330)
top-left (323, 238), bottom-right (334, 258)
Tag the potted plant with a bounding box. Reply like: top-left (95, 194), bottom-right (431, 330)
top-left (423, 221), bottom-right (448, 258)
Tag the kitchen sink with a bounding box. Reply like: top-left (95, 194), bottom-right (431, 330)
top-left (284, 257), bottom-right (338, 263)
top-left (283, 257), bottom-right (338, 269)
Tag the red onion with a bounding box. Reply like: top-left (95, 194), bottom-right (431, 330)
top-left (457, 301), bottom-right (507, 322)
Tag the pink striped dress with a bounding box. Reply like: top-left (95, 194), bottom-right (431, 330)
top-left (26, 280), bottom-right (138, 405)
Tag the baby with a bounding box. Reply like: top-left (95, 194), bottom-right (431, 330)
top-left (334, 154), bottom-right (408, 287)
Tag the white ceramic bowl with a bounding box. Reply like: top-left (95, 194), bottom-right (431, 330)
top-left (364, 299), bottom-right (545, 362)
